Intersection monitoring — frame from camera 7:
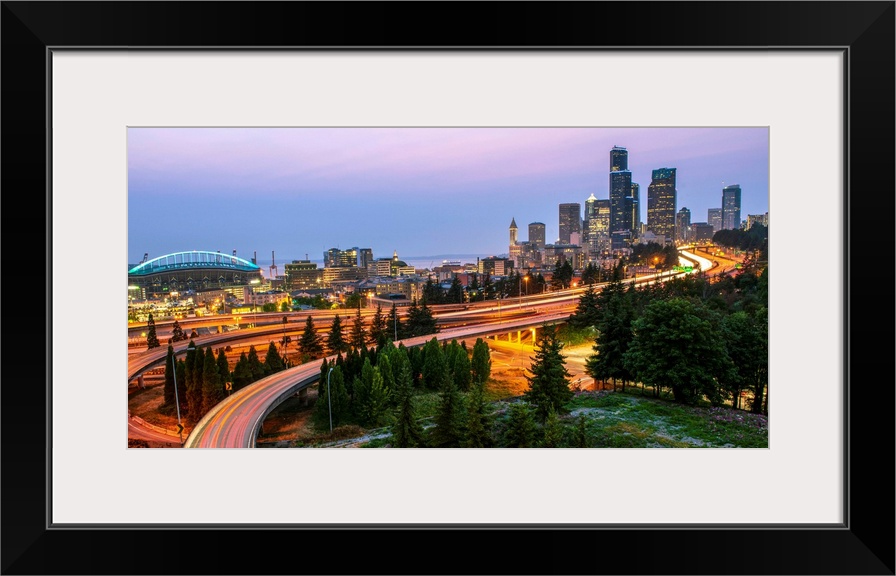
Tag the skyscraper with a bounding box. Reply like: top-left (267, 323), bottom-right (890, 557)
top-left (647, 168), bottom-right (677, 241)
top-left (630, 182), bottom-right (640, 234)
top-left (708, 208), bottom-right (722, 234)
top-left (722, 184), bottom-right (742, 230)
top-left (509, 217), bottom-right (518, 245)
top-left (529, 222), bottom-right (546, 250)
top-left (609, 146), bottom-right (633, 235)
top-left (610, 145), bottom-right (628, 171)
top-left (559, 203), bottom-right (581, 245)
top-left (676, 207), bottom-right (691, 244)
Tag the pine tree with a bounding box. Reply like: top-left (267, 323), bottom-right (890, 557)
top-left (504, 402), bottom-right (536, 447)
top-left (390, 351), bottom-right (423, 447)
top-left (201, 347), bottom-right (224, 415)
top-left (216, 348), bottom-right (231, 391)
top-left (356, 366), bottom-right (391, 426)
top-left (327, 314), bottom-right (348, 354)
top-left (349, 308), bottom-right (367, 350)
top-left (447, 274), bottom-right (465, 303)
top-left (163, 344), bottom-right (176, 407)
top-left (524, 325), bottom-right (574, 423)
top-left (471, 338), bottom-right (492, 387)
top-left (462, 381), bottom-right (492, 448)
top-left (429, 368), bottom-right (465, 448)
top-left (145, 313), bottom-right (161, 349)
top-left (246, 345), bottom-right (265, 382)
top-left (370, 304), bottom-right (387, 347)
top-left (170, 320), bottom-right (186, 342)
top-left (175, 359), bottom-right (187, 414)
top-left (232, 352), bottom-right (252, 391)
top-left (299, 315), bottom-right (323, 360)
top-left (422, 337), bottom-right (445, 390)
top-left (263, 341), bottom-right (285, 374)
top-left (574, 414), bottom-right (588, 447)
top-left (452, 343), bottom-right (472, 392)
top-left (377, 353), bottom-right (395, 399)
top-left (541, 408), bottom-right (565, 447)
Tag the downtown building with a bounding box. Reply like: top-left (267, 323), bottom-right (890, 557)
top-left (646, 167), bottom-right (677, 243)
top-left (722, 184), bottom-right (742, 230)
top-left (608, 146), bottom-right (639, 250)
top-left (558, 203), bottom-right (582, 245)
top-left (708, 208), bottom-right (723, 234)
top-left (676, 207), bottom-right (692, 244)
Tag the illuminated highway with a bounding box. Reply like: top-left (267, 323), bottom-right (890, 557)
top-left (133, 248), bottom-right (719, 445)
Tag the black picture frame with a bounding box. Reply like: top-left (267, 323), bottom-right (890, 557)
top-left (2, 2), bottom-right (893, 574)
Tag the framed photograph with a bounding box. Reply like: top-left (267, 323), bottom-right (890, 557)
top-left (3, 2), bottom-right (892, 574)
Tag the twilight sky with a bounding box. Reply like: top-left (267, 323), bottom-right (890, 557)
top-left (128, 127), bottom-right (769, 268)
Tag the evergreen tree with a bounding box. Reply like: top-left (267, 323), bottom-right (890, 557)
top-left (462, 381), bottom-right (493, 448)
top-left (523, 324), bottom-right (574, 423)
top-left (471, 338), bottom-right (492, 387)
top-left (163, 344), bottom-right (176, 407)
top-left (468, 273), bottom-right (482, 302)
top-left (232, 352), bottom-right (252, 391)
top-left (481, 273), bottom-right (494, 299)
top-left (263, 341), bottom-right (286, 374)
top-left (377, 353), bottom-right (396, 400)
top-left (146, 313), bottom-right (161, 349)
top-left (175, 359), bottom-right (187, 414)
top-left (390, 351), bottom-right (424, 447)
top-left (299, 315), bottom-right (323, 360)
top-left (184, 342), bottom-right (202, 420)
top-left (569, 284), bottom-right (599, 329)
top-left (585, 279), bottom-right (634, 392)
top-left (504, 402), bottom-right (536, 447)
top-left (422, 337), bottom-right (445, 390)
top-left (452, 342), bottom-right (472, 392)
top-left (170, 320), bottom-right (186, 342)
top-left (353, 357), bottom-right (376, 420)
top-left (429, 368), bottom-right (465, 448)
top-left (201, 347), bottom-right (224, 415)
top-left (216, 348), bottom-right (231, 391)
top-left (327, 314), bottom-right (348, 354)
top-left (349, 308), bottom-right (367, 350)
top-left (369, 304), bottom-right (387, 347)
top-left (541, 408), bottom-right (565, 447)
top-left (722, 308), bottom-right (768, 413)
top-left (356, 366), bottom-right (391, 427)
top-left (447, 274), bottom-right (465, 303)
top-left (574, 414), bottom-right (588, 447)
top-left (246, 345), bottom-right (265, 382)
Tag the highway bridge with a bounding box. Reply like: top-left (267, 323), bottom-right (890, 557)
top-left (130, 249), bottom-right (715, 446)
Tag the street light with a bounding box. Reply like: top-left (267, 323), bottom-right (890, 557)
top-left (326, 366), bottom-right (334, 432)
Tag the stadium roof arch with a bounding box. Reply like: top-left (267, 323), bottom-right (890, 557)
top-left (128, 251), bottom-right (262, 276)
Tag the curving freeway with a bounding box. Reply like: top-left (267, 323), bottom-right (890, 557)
top-left (140, 248), bottom-right (718, 447)
top-left (184, 311), bottom-right (573, 448)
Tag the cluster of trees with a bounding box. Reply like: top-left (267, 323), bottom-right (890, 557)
top-left (312, 337), bottom-right (494, 447)
top-left (571, 263), bottom-right (768, 413)
top-left (291, 301), bottom-right (440, 363)
top-left (712, 223), bottom-right (768, 262)
top-left (163, 340), bottom-right (291, 424)
top-left (313, 324), bottom-right (588, 448)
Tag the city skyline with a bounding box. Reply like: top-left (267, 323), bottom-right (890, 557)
top-left (128, 127), bottom-right (769, 265)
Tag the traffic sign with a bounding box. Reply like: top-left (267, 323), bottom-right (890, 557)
top-left (225, 382), bottom-right (233, 391)
top-left (176, 423), bottom-right (184, 433)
